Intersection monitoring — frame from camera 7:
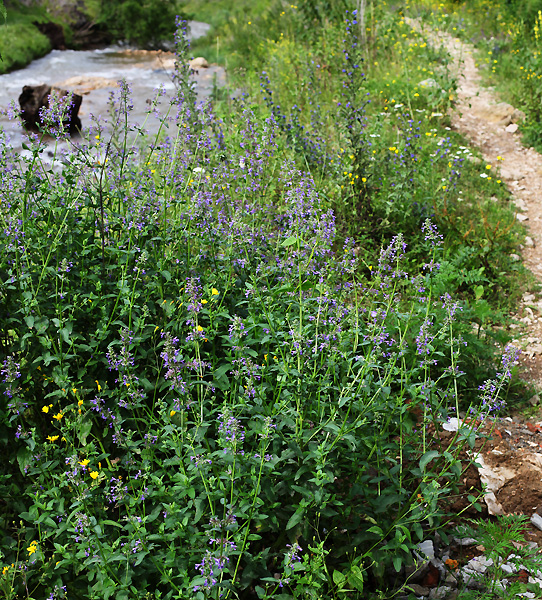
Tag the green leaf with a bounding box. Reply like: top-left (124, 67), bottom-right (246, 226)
top-left (392, 556), bottom-right (403, 573)
top-left (474, 284), bottom-right (484, 300)
top-left (194, 498), bottom-right (205, 524)
top-left (333, 570), bottom-right (346, 587)
top-left (419, 450), bottom-right (440, 472)
top-left (348, 566), bottom-right (364, 592)
top-left (60, 324), bottom-right (72, 343)
top-left (286, 505), bottom-right (305, 530)
top-left (17, 446), bottom-right (32, 476)
top-left (281, 235), bottom-right (298, 247)
top-left (77, 420), bottom-right (92, 446)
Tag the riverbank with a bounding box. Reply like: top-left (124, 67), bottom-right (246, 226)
top-left (0, 0), bottom-right (272, 75)
top-left (0, 2), bottom-right (55, 73)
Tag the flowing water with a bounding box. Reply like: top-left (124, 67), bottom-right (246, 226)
top-left (0, 21), bottom-right (225, 151)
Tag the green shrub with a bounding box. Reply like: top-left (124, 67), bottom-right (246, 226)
top-left (96, 0), bottom-right (185, 47)
top-left (0, 22), bottom-right (50, 73)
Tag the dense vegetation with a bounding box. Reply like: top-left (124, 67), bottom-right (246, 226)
top-left (0, 0), bottom-right (539, 598)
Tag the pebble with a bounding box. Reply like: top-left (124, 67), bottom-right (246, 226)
top-left (530, 513), bottom-right (542, 531)
top-left (408, 583), bottom-right (430, 596)
top-left (454, 537), bottom-right (478, 546)
top-left (429, 586), bottom-right (452, 599)
top-left (417, 540), bottom-right (435, 560)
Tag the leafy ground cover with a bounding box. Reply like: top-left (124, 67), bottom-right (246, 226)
top-left (0, 1), bottom-right (535, 599)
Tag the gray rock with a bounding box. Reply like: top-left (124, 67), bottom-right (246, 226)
top-left (407, 583), bottom-right (430, 596)
top-left (429, 586), bottom-right (453, 599)
top-left (500, 562), bottom-right (516, 575)
top-left (444, 572), bottom-right (457, 586)
top-left (419, 78), bottom-right (440, 88)
top-left (189, 57), bottom-right (209, 70)
top-left (465, 556), bottom-right (493, 574)
top-left (531, 513), bottom-right (542, 531)
top-left (453, 537), bottom-right (478, 546)
top-left (525, 236), bottom-right (535, 248)
top-left (417, 540), bottom-right (435, 560)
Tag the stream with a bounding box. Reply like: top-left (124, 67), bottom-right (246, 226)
top-left (0, 21), bottom-right (225, 151)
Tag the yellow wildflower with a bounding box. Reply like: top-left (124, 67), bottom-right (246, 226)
top-left (42, 405), bottom-right (50, 414)
top-left (170, 410), bottom-right (176, 417)
top-left (90, 471), bottom-right (99, 479)
top-left (47, 435), bottom-right (59, 442)
top-left (27, 542), bottom-right (38, 555)
top-left (53, 412), bottom-right (63, 421)
top-left (211, 288), bottom-right (219, 295)
top-left (79, 459), bottom-right (90, 467)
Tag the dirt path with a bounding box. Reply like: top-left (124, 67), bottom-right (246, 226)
top-left (408, 19), bottom-right (542, 391)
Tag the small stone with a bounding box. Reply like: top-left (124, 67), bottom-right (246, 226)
top-left (509, 254), bottom-right (521, 261)
top-left (417, 540), bottom-right (435, 560)
top-left (420, 78), bottom-right (439, 88)
top-left (460, 568), bottom-right (484, 589)
top-left (189, 56), bottom-right (209, 69)
top-left (454, 537), bottom-right (478, 546)
top-left (516, 214), bottom-right (529, 222)
top-left (444, 572), bottom-right (458, 586)
top-left (407, 583), bottom-right (430, 596)
top-left (505, 123), bottom-right (519, 133)
top-left (529, 394), bottom-right (540, 407)
top-left (465, 556), bottom-right (493, 574)
top-left (525, 236), bottom-right (535, 248)
top-left (500, 562), bottom-right (516, 575)
top-left (531, 513), bottom-right (542, 531)
top-left (429, 586), bottom-right (453, 599)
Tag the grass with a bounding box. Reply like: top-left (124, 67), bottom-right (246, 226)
top-left (0, 1), bottom-right (53, 73)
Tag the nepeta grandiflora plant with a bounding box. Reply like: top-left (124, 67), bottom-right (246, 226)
top-left (0, 19), bottom-right (518, 600)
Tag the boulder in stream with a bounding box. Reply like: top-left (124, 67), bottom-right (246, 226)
top-left (18, 84), bottom-right (82, 135)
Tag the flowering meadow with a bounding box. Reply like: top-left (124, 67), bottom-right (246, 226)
top-left (0, 2), bottom-right (528, 599)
